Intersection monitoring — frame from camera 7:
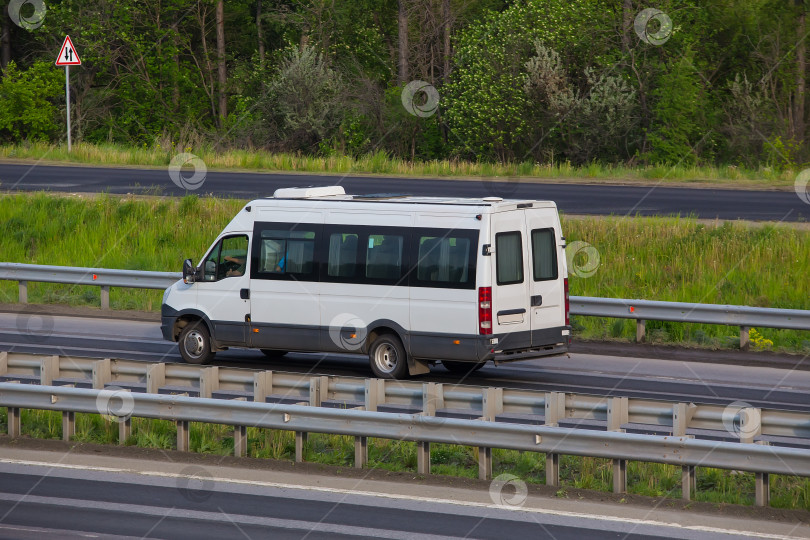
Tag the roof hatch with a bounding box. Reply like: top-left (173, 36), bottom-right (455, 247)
top-left (273, 186), bottom-right (346, 198)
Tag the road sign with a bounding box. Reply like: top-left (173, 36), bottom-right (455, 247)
top-left (56, 36), bottom-right (80, 152)
top-left (55, 35), bottom-right (81, 66)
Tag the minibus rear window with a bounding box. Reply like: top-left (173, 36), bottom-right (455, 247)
top-left (495, 231), bottom-right (524, 285)
top-left (531, 228), bottom-right (558, 281)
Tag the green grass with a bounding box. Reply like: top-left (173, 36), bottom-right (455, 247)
top-left (3, 407), bottom-right (809, 510)
top-left (0, 141), bottom-right (800, 188)
top-left (1, 192), bottom-right (808, 353)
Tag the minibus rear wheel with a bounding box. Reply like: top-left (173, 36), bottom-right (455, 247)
top-left (368, 334), bottom-right (409, 379)
top-left (178, 322), bottom-right (215, 365)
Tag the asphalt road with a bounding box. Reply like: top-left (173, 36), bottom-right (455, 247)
top-left (1, 162), bottom-right (808, 221)
top-left (0, 458), bottom-right (794, 539)
top-left (3, 312), bottom-right (808, 412)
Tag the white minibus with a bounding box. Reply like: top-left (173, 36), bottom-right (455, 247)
top-left (161, 186), bottom-right (570, 379)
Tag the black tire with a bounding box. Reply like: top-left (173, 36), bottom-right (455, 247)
top-left (260, 349), bottom-right (288, 359)
top-left (442, 360), bottom-right (486, 376)
top-left (368, 334), bottom-right (409, 379)
top-left (178, 321), bottom-right (215, 365)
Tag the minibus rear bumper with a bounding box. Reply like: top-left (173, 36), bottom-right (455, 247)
top-left (476, 325), bottom-right (571, 363)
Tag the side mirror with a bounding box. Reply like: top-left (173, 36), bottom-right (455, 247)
top-left (183, 259), bottom-right (196, 284)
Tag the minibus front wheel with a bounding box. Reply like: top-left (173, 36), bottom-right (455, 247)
top-left (178, 322), bottom-right (215, 365)
top-left (368, 333), bottom-right (409, 379)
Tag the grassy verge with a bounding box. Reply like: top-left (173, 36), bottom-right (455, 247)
top-left (0, 141), bottom-right (799, 188)
top-left (2, 407), bottom-right (808, 510)
top-left (1, 192), bottom-right (808, 353)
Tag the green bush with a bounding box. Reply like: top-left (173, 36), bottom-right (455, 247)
top-left (0, 61), bottom-right (63, 143)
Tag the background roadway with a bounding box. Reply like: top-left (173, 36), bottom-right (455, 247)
top-left (1, 162), bottom-right (808, 221)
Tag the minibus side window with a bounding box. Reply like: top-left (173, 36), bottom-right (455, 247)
top-left (416, 236), bottom-right (471, 283)
top-left (327, 233), bottom-right (359, 278)
top-left (365, 234), bottom-right (404, 280)
top-left (255, 228), bottom-right (316, 277)
top-left (495, 231), bottom-right (524, 285)
top-left (531, 228), bottom-right (558, 281)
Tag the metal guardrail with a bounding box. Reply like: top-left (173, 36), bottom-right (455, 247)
top-left (571, 296), bottom-right (810, 348)
top-left (1, 263), bottom-right (808, 346)
top-left (0, 263), bottom-right (180, 309)
top-left (1, 351), bottom-right (808, 507)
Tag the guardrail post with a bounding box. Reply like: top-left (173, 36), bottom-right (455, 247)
top-left (636, 319), bottom-right (646, 342)
top-left (740, 326), bottom-right (750, 350)
top-left (119, 417), bottom-right (132, 445)
top-left (62, 410), bottom-right (75, 441)
top-left (544, 391), bottom-right (565, 486)
top-left (176, 419), bottom-right (190, 451)
top-left (92, 359), bottom-right (111, 390)
top-left (681, 465), bottom-right (696, 500)
top-left (755, 441), bottom-right (770, 507)
top-left (354, 379), bottom-right (383, 469)
top-left (7, 406), bottom-right (20, 438)
top-left (234, 425), bottom-right (247, 457)
top-left (146, 363), bottom-right (165, 394)
top-left (740, 407), bottom-right (762, 444)
top-left (200, 367), bottom-right (218, 399)
top-left (100, 286), bottom-right (110, 310)
top-left (0, 351), bottom-right (8, 376)
top-left (416, 382), bottom-right (443, 475)
top-left (294, 376), bottom-right (328, 463)
top-left (253, 371), bottom-right (273, 403)
top-left (673, 402), bottom-right (697, 500)
top-left (295, 431), bottom-right (306, 462)
top-left (40, 355), bottom-right (59, 386)
top-left (477, 387), bottom-right (503, 480)
top-left (608, 397), bottom-right (629, 494)
top-left (18, 281), bottom-right (27, 303)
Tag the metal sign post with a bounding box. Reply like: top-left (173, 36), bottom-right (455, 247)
top-left (65, 66), bottom-right (71, 151)
top-left (55, 36), bottom-right (81, 152)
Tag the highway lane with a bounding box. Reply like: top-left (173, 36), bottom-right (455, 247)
top-left (0, 457), bottom-right (800, 539)
top-left (1, 162), bottom-right (808, 221)
top-left (2, 312), bottom-right (809, 412)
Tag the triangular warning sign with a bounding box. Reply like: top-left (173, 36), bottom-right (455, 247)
top-left (55, 35), bottom-right (81, 66)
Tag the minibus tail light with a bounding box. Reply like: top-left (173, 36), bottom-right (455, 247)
top-left (564, 278), bottom-right (570, 326)
top-left (479, 287), bottom-right (492, 335)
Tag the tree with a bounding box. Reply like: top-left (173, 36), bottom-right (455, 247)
top-left (216, 0), bottom-right (228, 123)
top-left (397, 0), bottom-right (408, 84)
